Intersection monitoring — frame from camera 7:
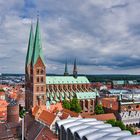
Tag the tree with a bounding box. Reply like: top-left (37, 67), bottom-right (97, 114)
top-left (19, 108), bottom-right (26, 118)
top-left (74, 103), bottom-right (82, 113)
top-left (126, 126), bottom-right (134, 134)
top-left (95, 104), bottom-right (104, 114)
top-left (62, 98), bottom-right (82, 113)
top-left (0, 89), bottom-right (4, 92)
top-left (106, 119), bottom-right (134, 134)
top-left (106, 119), bottom-right (116, 127)
top-left (115, 120), bottom-right (126, 130)
top-left (70, 98), bottom-right (82, 113)
top-left (62, 100), bottom-right (71, 109)
top-left (106, 120), bottom-right (125, 130)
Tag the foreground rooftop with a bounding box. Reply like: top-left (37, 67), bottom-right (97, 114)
top-left (56, 118), bottom-right (140, 140)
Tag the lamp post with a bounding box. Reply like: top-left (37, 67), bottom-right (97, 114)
top-left (22, 117), bottom-right (24, 140)
top-left (20, 108), bottom-right (26, 140)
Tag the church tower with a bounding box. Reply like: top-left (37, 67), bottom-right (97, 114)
top-left (25, 24), bottom-right (34, 111)
top-left (64, 60), bottom-right (69, 76)
top-left (73, 58), bottom-right (78, 78)
top-left (25, 18), bottom-right (46, 112)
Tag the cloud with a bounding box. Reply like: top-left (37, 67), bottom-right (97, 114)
top-left (0, 0), bottom-right (140, 74)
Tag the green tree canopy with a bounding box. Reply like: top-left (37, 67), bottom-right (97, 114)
top-left (62, 98), bottom-right (82, 113)
top-left (126, 126), bottom-right (134, 134)
top-left (62, 100), bottom-right (71, 109)
top-left (106, 119), bottom-right (134, 134)
top-left (70, 98), bottom-right (82, 113)
top-left (95, 104), bottom-right (104, 114)
top-left (115, 120), bottom-right (126, 130)
top-left (0, 89), bottom-right (4, 92)
top-left (106, 119), bottom-right (116, 126)
top-left (19, 108), bottom-right (26, 118)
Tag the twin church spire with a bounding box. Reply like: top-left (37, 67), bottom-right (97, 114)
top-left (26, 18), bottom-right (45, 67)
top-left (25, 24), bottom-right (34, 66)
top-left (26, 18), bottom-right (78, 77)
top-left (64, 59), bottom-right (78, 78)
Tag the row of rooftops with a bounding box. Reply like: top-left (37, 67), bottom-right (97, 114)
top-left (101, 89), bottom-right (140, 102)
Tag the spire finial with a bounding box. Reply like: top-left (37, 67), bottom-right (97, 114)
top-left (37, 11), bottom-right (40, 24)
top-left (37, 11), bottom-right (39, 19)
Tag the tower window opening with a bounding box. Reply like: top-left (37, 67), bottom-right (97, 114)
top-left (37, 87), bottom-right (39, 92)
top-left (37, 77), bottom-right (39, 83)
top-left (41, 77), bottom-right (44, 83)
top-left (41, 69), bottom-right (44, 74)
top-left (136, 105), bottom-right (139, 108)
top-left (128, 106), bottom-right (131, 109)
top-left (41, 87), bottom-right (44, 92)
top-left (37, 69), bottom-right (39, 74)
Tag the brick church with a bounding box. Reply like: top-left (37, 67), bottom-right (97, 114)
top-left (25, 18), bottom-right (98, 114)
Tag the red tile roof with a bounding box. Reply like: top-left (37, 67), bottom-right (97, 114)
top-left (0, 100), bottom-right (8, 106)
top-left (92, 113), bottom-right (116, 121)
top-left (32, 106), bottom-right (40, 116)
top-left (35, 126), bottom-right (58, 140)
top-left (82, 113), bottom-right (116, 121)
top-left (60, 112), bottom-right (70, 120)
top-left (0, 92), bottom-right (5, 96)
top-left (38, 110), bottom-right (56, 126)
top-left (63, 109), bottom-right (80, 117)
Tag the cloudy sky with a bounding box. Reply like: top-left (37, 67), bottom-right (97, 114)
top-left (1, 0), bottom-right (140, 74)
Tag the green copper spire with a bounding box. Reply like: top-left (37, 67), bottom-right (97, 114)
top-left (25, 24), bottom-right (34, 66)
top-left (73, 58), bottom-right (78, 78)
top-left (64, 60), bottom-right (69, 76)
top-left (32, 17), bottom-right (45, 65)
top-left (74, 58), bottom-right (77, 71)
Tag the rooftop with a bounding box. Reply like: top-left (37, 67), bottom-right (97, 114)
top-left (46, 76), bottom-right (89, 84)
top-left (76, 92), bottom-right (97, 100)
top-left (38, 110), bottom-right (57, 126)
top-left (56, 118), bottom-right (140, 140)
